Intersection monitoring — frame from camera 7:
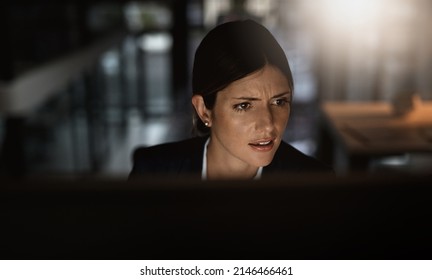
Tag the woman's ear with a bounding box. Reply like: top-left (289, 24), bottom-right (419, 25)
top-left (191, 95), bottom-right (212, 126)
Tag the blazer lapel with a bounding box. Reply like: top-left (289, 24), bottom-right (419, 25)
top-left (177, 137), bottom-right (208, 177)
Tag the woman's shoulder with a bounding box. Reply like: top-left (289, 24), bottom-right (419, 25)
top-left (133, 137), bottom-right (207, 160)
top-left (130, 137), bottom-right (207, 177)
top-left (266, 141), bottom-right (333, 174)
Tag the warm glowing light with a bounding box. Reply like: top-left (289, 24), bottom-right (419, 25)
top-left (319, 0), bottom-right (384, 31)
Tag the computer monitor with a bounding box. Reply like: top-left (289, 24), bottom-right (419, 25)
top-left (1, 174), bottom-right (431, 259)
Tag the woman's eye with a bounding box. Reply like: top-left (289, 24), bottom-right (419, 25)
top-left (233, 102), bottom-right (251, 111)
top-left (274, 98), bottom-right (289, 106)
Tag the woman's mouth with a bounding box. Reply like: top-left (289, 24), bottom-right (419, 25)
top-left (248, 139), bottom-right (275, 152)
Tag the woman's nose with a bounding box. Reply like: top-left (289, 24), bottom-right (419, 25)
top-left (255, 106), bottom-right (275, 132)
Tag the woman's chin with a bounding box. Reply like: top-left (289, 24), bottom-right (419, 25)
top-left (249, 155), bottom-right (275, 168)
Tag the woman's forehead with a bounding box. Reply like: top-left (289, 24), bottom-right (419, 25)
top-left (219, 65), bottom-right (291, 97)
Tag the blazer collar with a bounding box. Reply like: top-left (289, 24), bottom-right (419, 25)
top-left (177, 136), bottom-right (208, 177)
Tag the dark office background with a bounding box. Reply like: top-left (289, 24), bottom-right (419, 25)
top-left (1, 0), bottom-right (431, 179)
top-left (1, 0), bottom-right (432, 261)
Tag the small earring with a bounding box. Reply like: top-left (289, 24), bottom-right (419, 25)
top-left (204, 121), bottom-right (209, 127)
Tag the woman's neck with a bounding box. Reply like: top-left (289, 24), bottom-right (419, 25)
top-left (206, 140), bottom-right (259, 180)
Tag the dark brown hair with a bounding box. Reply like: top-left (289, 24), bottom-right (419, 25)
top-left (192, 20), bottom-right (294, 135)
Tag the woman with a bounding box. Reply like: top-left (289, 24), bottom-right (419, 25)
top-left (130, 20), bottom-right (331, 180)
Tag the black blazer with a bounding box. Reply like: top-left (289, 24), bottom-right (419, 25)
top-left (129, 137), bottom-right (332, 179)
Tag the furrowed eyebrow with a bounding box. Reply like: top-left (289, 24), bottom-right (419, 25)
top-left (272, 92), bottom-right (292, 99)
top-left (232, 97), bottom-right (260, 101)
top-left (232, 92), bottom-right (291, 101)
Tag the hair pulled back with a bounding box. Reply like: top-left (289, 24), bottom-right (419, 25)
top-left (192, 20), bottom-right (293, 135)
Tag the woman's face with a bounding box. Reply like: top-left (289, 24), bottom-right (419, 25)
top-left (208, 64), bottom-right (292, 171)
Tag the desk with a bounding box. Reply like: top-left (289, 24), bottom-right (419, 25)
top-left (321, 99), bottom-right (432, 173)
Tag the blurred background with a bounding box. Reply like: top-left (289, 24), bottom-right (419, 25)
top-left (0, 0), bottom-right (431, 179)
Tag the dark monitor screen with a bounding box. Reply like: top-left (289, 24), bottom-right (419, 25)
top-left (1, 174), bottom-right (431, 259)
